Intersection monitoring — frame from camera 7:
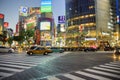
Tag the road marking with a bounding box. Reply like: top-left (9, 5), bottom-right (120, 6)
top-left (0, 59), bottom-right (41, 65)
top-left (0, 61), bottom-right (37, 67)
top-left (63, 73), bottom-right (85, 80)
top-left (0, 66), bottom-right (23, 72)
top-left (85, 69), bottom-right (120, 78)
top-left (47, 76), bottom-right (61, 80)
top-left (109, 62), bottom-right (120, 65)
top-left (105, 63), bottom-right (120, 67)
top-left (0, 63), bottom-right (31, 69)
top-left (100, 65), bottom-right (120, 70)
top-left (75, 71), bottom-right (112, 80)
top-left (0, 72), bottom-right (13, 77)
top-left (93, 66), bottom-right (120, 73)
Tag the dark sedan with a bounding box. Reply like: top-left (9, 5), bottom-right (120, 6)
top-left (84, 47), bottom-right (98, 52)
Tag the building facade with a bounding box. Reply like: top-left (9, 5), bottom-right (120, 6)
top-left (65, 0), bottom-right (115, 47)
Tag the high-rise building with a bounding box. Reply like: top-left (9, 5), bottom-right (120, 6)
top-left (110, 0), bottom-right (120, 45)
top-left (65, 0), bottom-right (115, 47)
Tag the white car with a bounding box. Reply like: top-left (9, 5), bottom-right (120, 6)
top-left (0, 46), bottom-right (14, 53)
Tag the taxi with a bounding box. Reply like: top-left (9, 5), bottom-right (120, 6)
top-left (26, 46), bottom-right (52, 55)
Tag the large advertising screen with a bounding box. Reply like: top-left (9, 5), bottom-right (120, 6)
top-left (41, 0), bottom-right (52, 13)
top-left (40, 22), bottom-right (50, 30)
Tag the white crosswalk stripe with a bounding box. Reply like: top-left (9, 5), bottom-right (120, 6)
top-left (63, 73), bottom-right (85, 80)
top-left (0, 61), bottom-right (37, 67)
top-left (47, 76), bottom-right (61, 80)
top-left (84, 69), bottom-right (120, 78)
top-left (0, 66), bottom-right (23, 72)
top-left (92, 66), bottom-right (120, 73)
top-left (44, 61), bottom-right (120, 80)
top-left (105, 63), bottom-right (120, 67)
top-left (75, 71), bottom-right (112, 80)
top-left (0, 72), bottom-right (13, 77)
top-left (100, 65), bottom-right (120, 70)
top-left (0, 63), bottom-right (32, 69)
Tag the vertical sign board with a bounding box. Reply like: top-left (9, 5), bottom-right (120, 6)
top-left (116, 0), bottom-right (120, 24)
top-left (58, 16), bottom-right (65, 24)
top-left (4, 22), bottom-right (9, 28)
top-left (0, 13), bottom-right (4, 34)
top-left (41, 0), bottom-right (52, 13)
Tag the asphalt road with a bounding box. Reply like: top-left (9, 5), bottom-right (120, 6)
top-left (0, 51), bottom-right (120, 80)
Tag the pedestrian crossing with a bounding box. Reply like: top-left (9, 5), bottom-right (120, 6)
top-left (0, 56), bottom-right (39, 80)
top-left (0, 52), bottom-right (69, 80)
top-left (42, 61), bottom-right (120, 80)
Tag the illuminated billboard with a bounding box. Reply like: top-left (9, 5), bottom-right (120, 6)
top-left (0, 13), bottom-right (4, 19)
top-left (116, 0), bottom-right (120, 24)
top-left (41, 0), bottom-right (52, 13)
top-left (41, 31), bottom-right (51, 40)
top-left (25, 16), bottom-right (36, 30)
top-left (4, 22), bottom-right (9, 28)
top-left (19, 6), bottom-right (28, 16)
top-left (40, 22), bottom-right (50, 30)
top-left (60, 24), bottom-right (66, 32)
top-left (29, 7), bottom-right (41, 15)
top-left (0, 13), bottom-right (4, 34)
top-left (27, 22), bottom-right (35, 30)
top-left (58, 16), bottom-right (65, 23)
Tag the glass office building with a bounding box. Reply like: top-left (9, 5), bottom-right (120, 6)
top-left (65, 0), bottom-right (112, 47)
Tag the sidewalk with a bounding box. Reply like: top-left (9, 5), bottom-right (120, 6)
top-left (96, 50), bottom-right (114, 53)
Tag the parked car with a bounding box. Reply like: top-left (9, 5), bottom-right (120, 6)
top-left (0, 46), bottom-right (14, 53)
top-left (84, 47), bottom-right (98, 52)
top-left (104, 46), bottom-right (114, 51)
top-left (26, 47), bottom-right (52, 55)
top-left (50, 47), bottom-right (64, 53)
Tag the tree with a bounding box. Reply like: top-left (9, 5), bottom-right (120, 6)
top-left (13, 35), bottom-right (24, 44)
top-left (24, 29), bottom-right (34, 46)
top-left (13, 29), bottom-right (25, 45)
top-left (7, 37), bottom-right (13, 47)
top-left (0, 31), bottom-right (7, 45)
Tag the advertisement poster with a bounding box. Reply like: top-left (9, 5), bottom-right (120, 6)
top-left (41, 31), bottom-right (51, 40)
